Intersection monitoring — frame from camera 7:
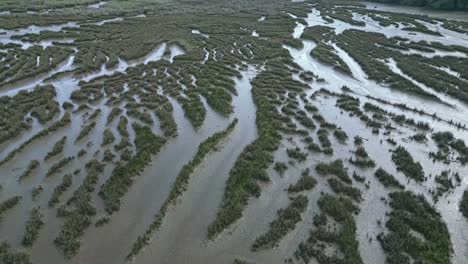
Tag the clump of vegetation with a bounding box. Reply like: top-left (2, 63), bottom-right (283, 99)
top-left (283, 38), bottom-right (303, 49)
top-left (95, 216), bottom-right (110, 227)
top-left (252, 195), bottom-right (308, 250)
top-left (87, 108), bottom-right (102, 120)
top-left (75, 121), bottom-right (96, 143)
top-left (274, 161), bottom-right (288, 175)
top-left (115, 137), bottom-right (131, 151)
top-left (378, 191), bottom-right (451, 264)
top-left (103, 149), bottom-right (115, 162)
top-left (22, 208), bottom-right (44, 247)
top-left (310, 43), bottom-right (352, 75)
top-left (350, 145), bottom-right (376, 169)
top-left (46, 156), bottom-right (75, 178)
top-left (106, 108), bottom-right (122, 124)
top-left (102, 129), bottom-right (115, 146)
top-left (45, 136), bottom-right (67, 160)
top-left (459, 189), bottom-right (468, 219)
top-left (0, 196), bottom-right (21, 222)
top-left (432, 170), bottom-right (458, 202)
top-left (127, 109), bottom-right (153, 125)
top-left (316, 159), bottom-right (351, 184)
top-left (391, 146), bottom-right (425, 181)
top-left (155, 109), bottom-right (178, 137)
top-left (354, 136), bottom-right (364, 145)
top-left (333, 128), bottom-right (348, 142)
top-left (307, 142), bottom-right (322, 153)
top-left (387, 138), bottom-right (397, 145)
top-left (328, 178), bottom-right (361, 201)
top-left (55, 160), bottom-right (104, 258)
top-left (286, 147), bottom-right (308, 161)
top-left (117, 116), bottom-right (129, 138)
top-left (431, 131), bottom-right (468, 164)
top-left (293, 193), bottom-right (362, 264)
top-left (77, 149), bottom-right (87, 157)
top-left (48, 174), bottom-right (72, 208)
top-left (350, 158), bottom-right (376, 168)
top-left (120, 148), bottom-right (133, 161)
top-left (296, 114), bottom-right (316, 129)
top-left (18, 160), bottom-right (40, 182)
top-left (375, 168), bottom-right (403, 189)
top-left (317, 128), bottom-right (332, 148)
top-left (31, 185), bottom-right (43, 200)
top-left (335, 93), bottom-right (363, 117)
top-left (180, 93), bottom-right (206, 128)
top-left (353, 171), bottom-right (365, 182)
top-left (412, 132), bottom-right (426, 142)
top-left (355, 146), bottom-right (368, 158)
top-left (0, 242), bottom-right (31, 264)
top-left (288, 169), bottom-right (317, 193)
top-left (233, 258), bottom-right (255, 264)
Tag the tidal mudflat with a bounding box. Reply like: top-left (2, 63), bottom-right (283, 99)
top-left (1, 0), bottom-right (468, 263)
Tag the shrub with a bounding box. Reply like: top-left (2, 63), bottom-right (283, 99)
top-left (352, 172), bottom-right (365, 182)
top-left (45, 136), bottom-right (67, 160)
top-left (391, 146), bottom-right (425, 181)
top-left (102, 129), bottom-right (115, 146)
top-left (374, 168), bottom-right (403, 189)
top-left (22, 208), bottom-right (44, 246)
top-left (31, 185), bottom-right (43, 200)
top-left (75, 121), bottom-right (96, 143)
top-left (316, 159), bottom-right (351, 184)
top-left (55, 161), bottom-right (104, 258)
top-left (0, 242), bottom-right (31, 264)
top-left (48, 174), bottom-right (73, 208)
top-left (288, 169), bottom-right (317, 193)
top-left (18, 160), bottom-right (40, 182)
top-left (334, 129), bottom-right (348, 142)
top-left (46, 156), bottom-right (75, 178)
top-left (0, 196), bottom-right (21, 223)
top-left (460, 189), bottom-right (468, 219)
top-left (274, 162), bottom-right (287, 175)
top-left (328, 178), bottom-right (361, 201)
top-left (252, 195), bottom-right (308, 250)
top-left (286, 147), bottom-right (308, 161)
top-left (95, 217), bottom-right (110, 227)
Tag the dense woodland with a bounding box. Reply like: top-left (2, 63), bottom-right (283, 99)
top-left (369, 0), bottom-right (468, 10)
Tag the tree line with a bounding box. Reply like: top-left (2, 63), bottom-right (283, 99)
top-left (370, 0), bottom-right (468, 10)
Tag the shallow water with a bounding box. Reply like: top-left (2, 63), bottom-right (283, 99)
top-left (286, 7), bottom-right (468, 127)
top-left (191, 29), bottom-right (209, 38)
top-left (386, 58), bottom-right (461, 107)
top-left (0, 22), bottom-right (79, 49)
top-left (88, 1), bottom-right (107, 9)
top-left (286, 5), bottom-right (468, 263)
top-left (0, 42), bottom-right (185, 104)
top-left (135, 68), bottom-right (258, 264)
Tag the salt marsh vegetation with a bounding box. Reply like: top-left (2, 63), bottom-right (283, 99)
top-left (0, 0), bottom-right (467, 263)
